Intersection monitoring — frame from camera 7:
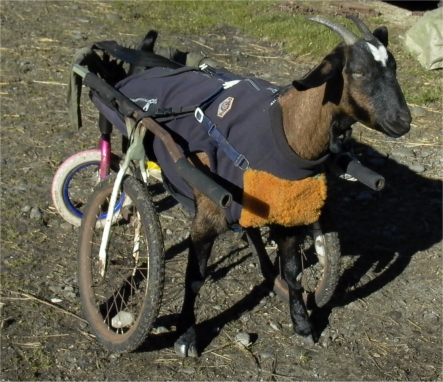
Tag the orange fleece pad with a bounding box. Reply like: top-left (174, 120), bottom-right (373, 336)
top-left (239, 170), bottom-right (327, 227)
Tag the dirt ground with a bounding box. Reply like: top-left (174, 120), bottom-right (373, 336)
top-left (1, 1), bottom-right (442, 381)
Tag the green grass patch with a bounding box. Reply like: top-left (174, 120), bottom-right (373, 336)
top-left (111, 1), bottom-right (344, 59)
top-left (407, 85), bottom-right (442, 107)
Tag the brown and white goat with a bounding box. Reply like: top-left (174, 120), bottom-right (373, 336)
top-left (172, 16), bottom-right (411, 357)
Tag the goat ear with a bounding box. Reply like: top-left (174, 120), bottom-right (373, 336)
top-left (292, 51), bottom-right (343, 91)
top-left (373, 26), bottom-right (388, 47)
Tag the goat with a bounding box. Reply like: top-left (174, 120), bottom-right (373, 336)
top-left (106, 15), bottom-right (411, 357)
top-left (170, 15), bottom-right (411, 357)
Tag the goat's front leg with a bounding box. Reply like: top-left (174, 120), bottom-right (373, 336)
top-left (272, 225), bottom-right (317, 344)
top-left (175, 192), bottom-right (227, 357)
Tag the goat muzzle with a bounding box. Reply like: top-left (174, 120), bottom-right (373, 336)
top-left (382, 112), bottom-right (411, 137)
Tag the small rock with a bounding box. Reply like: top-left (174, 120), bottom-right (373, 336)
top-left (178, 367), bottom-right (195, 374)
top-left (19, 60), bottom-right (32, 68)
top-left (410, 106), bottom-right (427, 117)
top-left (269, 291), bottom-right (275, 298)
top-left (51, 298), bottom-right (63, 303)
top-left (389, 156), bottom-right (406, 165)
top-left (79, 321), bottom-right (88, 329)
top-left (153, 326), bottom-right (169, 334)
top-left (269, 321), bottom-right (282, 331)
top-left (391, 148), bottom-right (415, 158)
top-left (165, 229), bottom-right (173, 235)
top-left (235, 332), bottom-right (251, 347)
top-left (213, 305), bottom-right (222, 311)
top-left (423, 312), bottom-right (439, 321)
top-left (321, 336), bottom-right (333, 348)
top-left (60, 222), bottom-right (73, 231)
top-left (198, 37), bottom-right (207, 44)
top-left (49, 285), bottom-right (62, 294)
top-left (388, 310), bottom-right (402, 321)
top-left (259, 351), bottom-right (275, 359)
top-left (78, 18), bottom-right (90, 23)
top-left (408, 164), bottom-right (425, 173)
top-left (416, 148), bottom-right (435, 158)
top-left (21, 205), bottom-right (31, 212)
top-left (30, 207), bottom-right (42, 219)
top-left (372, 352), bottom-right (381, 358)
top-left (240, 313), bottom-right (250, 322)
top-left (106, 13), bottom-right (121, 20)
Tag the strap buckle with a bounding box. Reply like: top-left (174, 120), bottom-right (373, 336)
top-left (195, 107), bottom-right (204, 123)
top-left (234, 155), bottom-right (250, 170)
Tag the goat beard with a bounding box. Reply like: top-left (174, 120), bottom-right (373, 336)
top-left (239, 170), bottom-right (327, 228)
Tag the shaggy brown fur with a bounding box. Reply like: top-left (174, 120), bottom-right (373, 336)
top-left (239, 170), bottom-right (327, 228)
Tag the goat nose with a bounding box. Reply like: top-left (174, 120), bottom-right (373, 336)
top-left (397, 110), bottom-right (412, 125)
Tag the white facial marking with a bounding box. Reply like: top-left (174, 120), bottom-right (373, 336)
top-left (366, 42), bottom-right (388, 66)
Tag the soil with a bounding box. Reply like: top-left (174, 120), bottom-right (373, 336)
top-left (1, 1), bottom-right (441, 381)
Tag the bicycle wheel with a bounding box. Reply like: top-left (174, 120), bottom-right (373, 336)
top-left (51, 149), bottom-right (122, 227)
top-left (78, 175), bottom-right (164, 353)
top-left (262, 218), bottom-right (341, 308)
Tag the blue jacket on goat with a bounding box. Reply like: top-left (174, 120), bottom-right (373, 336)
top-left (92, 66), bottom-right (327, 226)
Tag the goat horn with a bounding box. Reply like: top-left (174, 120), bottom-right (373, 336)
top-left (308, 16), bottom-right (359, 45)
top-left (346, 15), bottom-right (377, 42)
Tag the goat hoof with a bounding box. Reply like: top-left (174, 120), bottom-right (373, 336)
top-left (174, 341), bottom-right (198, 358)
top-left (295, 324), bottom-right (317, 345)
top-left (174, 329), bottom-right (199, 357)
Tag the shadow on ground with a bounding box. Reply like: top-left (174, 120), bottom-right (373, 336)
top-left (138, 140), bottom-right (441, 353)
top-left (313, 140), bottom-right (442, 332)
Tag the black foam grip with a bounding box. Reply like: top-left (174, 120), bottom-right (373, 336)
top-left (175, 158), bottom-right (232, 208)
top-left (346, 160), bottom-right (385, 191)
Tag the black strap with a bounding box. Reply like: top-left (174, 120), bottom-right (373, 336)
top-left (95, 40), bottom-right (183, 69)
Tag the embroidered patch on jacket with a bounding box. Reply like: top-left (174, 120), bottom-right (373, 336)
top-left (217, 97), bottom-right (234, 118)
